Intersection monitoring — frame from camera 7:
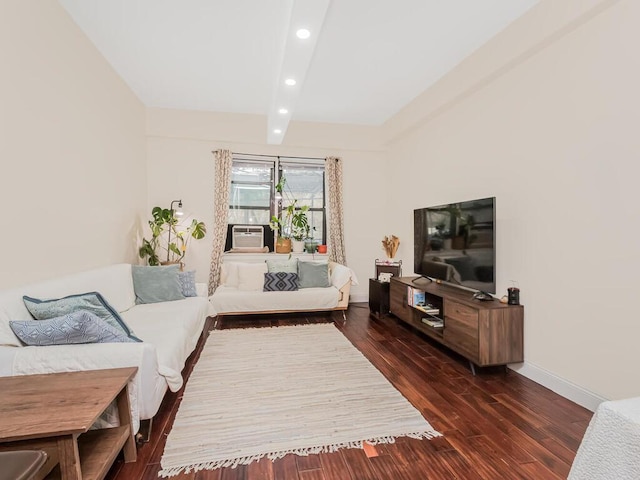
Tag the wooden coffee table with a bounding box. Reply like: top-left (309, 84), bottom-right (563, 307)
top-left (0, 367), bottom-right (137, 480)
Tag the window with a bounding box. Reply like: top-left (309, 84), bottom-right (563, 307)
top-left (229, 155), bottom-right (326, 244)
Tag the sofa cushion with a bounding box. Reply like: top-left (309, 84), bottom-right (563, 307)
top-left (132, 265), bottom-right (185, 305)
top-left (298, 261), bottom-right (331, 289)
top-left (266, 257), bottom-right (298, 274)
top-left (177, 270), bottom-right (198, 297)
top-left (263, 272), bottom-right (299, 292)
top-left (10, 311), bottom-right (136, 346)
top-left (238, 263), bottom-right (268, 291)
top-left (23, 292), bottom-right (140, 341)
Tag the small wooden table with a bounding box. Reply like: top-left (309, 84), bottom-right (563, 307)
top-left (0, 367), bottom-right (138, 480)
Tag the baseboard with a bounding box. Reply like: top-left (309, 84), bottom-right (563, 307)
top-left (349, 293), bottom-right (368, 303)
top-left (510, 361), bottom-right (607, 412)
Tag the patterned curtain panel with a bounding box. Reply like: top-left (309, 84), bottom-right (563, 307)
top-left (325, 156), bottom-right (347, 266)
top-left (208, 149), bottom-right (233, 295)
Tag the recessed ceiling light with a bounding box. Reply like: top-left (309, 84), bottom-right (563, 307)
top-left (278, 108), bottom-right (288, 114)
top-left (296, 28), bottom-right (311, 40)
top-left (285, 78), bottom-right (296, 86)
top-left (273, 129), bottom-right (282, 134)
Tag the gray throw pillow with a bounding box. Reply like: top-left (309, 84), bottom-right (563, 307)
top-left (10, 311), bottom-right (137, 346)
top-left (23, 291), bottom-right (140, 342)
top-left (177, 270), bottom-right (198, 297)
top-left (266, 257), bottom-right (298, 274)
top-left (132, 265), bottom-right (185, 304)
top-left (298, 261), bottom-right (331, 289)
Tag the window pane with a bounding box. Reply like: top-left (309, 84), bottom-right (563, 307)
top-left (307, 210), bottom-right (325, 242)
top-left (281, 166), bottom-right (324, 209)
top-left (230, 184), bottom-right (270, 208)
top-left (231, 163), bottom-right (272, 183)
top-left (228, 208), bottom-right (271, 225)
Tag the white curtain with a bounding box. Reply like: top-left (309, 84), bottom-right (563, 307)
top-left (208, 149), bottom-right (233, 295)
top-left (325, 156), bottom-right (347, 266)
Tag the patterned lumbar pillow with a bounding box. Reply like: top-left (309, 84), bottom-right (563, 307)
top-left (263, 272), bottom-right (299, 292)
top-left (23, 291), bottom-right (141, 342)
top-left (177, 270), bottom-right (198, 297)
top-left (10, 310), bottom-right (137, 346)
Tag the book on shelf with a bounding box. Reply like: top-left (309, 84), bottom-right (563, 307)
top-left (421, 317), bottom-right (443, 328)
top-left (415, 304), bottom-right (440, 315)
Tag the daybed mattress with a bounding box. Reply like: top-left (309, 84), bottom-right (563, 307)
top-left (211, 286), bottom-right (339, 314)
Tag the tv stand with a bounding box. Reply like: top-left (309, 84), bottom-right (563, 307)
top-left (389, 277), bottom-right (523, 374)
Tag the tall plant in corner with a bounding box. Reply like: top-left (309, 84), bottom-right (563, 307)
top-left (139, 207), bottom-right (206, 266)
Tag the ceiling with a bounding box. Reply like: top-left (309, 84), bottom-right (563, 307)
top-left (58, 0), bottom-right (538, 143)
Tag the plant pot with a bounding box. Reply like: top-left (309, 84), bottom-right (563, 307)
top-left (275, 237), bottom-right (292, 254)
top-left (317, 244), bottom-right (327, 254)
top-left (292, 240), bottom-right (305, 253)
top-left (304, 240), bottom-right (318, 254)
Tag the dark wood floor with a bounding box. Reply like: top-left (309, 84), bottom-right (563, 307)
top-left (106, 304), bottom-right (592, 480)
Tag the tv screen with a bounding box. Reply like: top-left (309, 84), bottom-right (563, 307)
top-left (414, 197), bottom-right (496, 294)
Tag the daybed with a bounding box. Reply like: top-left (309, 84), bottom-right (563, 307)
top-left (0, 263), bottom-right (213, 434)
top-left (209, 260), bottom-right (355, 319)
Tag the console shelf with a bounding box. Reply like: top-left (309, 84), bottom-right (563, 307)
top-left (389, 277), bottom-right (524, 373)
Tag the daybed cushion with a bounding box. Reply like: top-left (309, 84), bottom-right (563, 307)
top-left (237, 263), bottom-right (268, 291)
top-left (177, 270), bottom-right (198, 297)
top-left (132, 265), bottom-right (185, 304)
top-left (212, 285), bottom-right (339, 313)
top-left (10, 311), bottom-right (136, 346)
top-left (266, 257), bottom-right (298, 273)
top-left (23, 292), bottom-right (139, 341)
top-left (298, 261), bottom-right (330, 288)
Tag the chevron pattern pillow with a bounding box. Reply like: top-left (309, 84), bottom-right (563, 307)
top-left (10, 310), bottom-right (137, 346)
top-left (263, 272), bottom-right (299, 292)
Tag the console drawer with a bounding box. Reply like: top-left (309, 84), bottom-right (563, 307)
top-left (445, 300), bottom-right (479, 325)
top-left (444, 299), bottom-right (479, 359)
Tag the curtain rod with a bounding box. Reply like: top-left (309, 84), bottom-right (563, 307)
top-left (232, 152), bottom-right (326, 161)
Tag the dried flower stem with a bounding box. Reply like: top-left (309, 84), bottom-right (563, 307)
top-left (381, 235), bottom-right (400, 259)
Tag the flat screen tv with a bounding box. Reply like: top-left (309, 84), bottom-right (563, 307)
top-left (414, 197), bottom-right (496, 294)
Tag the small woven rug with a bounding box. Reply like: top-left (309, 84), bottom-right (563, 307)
top-left (159, 323), bottom-right (441, 477)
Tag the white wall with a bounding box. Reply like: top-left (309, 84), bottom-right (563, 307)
top-left (0, 1), bottom-right (147, 289)
top-left (384, 0), bottom-right (640, 405)
top-left (146, 108), bottom-right (388, 300)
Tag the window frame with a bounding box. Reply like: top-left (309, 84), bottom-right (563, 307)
top-left (229, 155), bottom-right (326, 245)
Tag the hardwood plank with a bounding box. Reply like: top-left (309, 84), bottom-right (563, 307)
top-left (272, 454), bottom-right (301, 480)
top-left (339, 448), bottom-right (377, 480)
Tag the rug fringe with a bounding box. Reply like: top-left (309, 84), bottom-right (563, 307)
top-left (158, 430), bottom-right (442, 477)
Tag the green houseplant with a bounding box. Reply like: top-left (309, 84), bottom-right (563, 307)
top-left (139, 206), bottom-right (206, 266)
top-left (269, 176), bottom-right (310, 253)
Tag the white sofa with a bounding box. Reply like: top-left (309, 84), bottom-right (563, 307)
top-left (210, 261), bottom-right (354, 319)
top-left (0, 264), bottom-right (213, 433)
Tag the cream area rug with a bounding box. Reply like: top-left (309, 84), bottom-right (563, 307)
top-left (159, 323), bottom-right (441, 477)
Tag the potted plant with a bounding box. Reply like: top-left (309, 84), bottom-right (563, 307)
top-left (269, 176), bottom-right (310, 254)
top-left (139, 206), bottom-right (207, 267)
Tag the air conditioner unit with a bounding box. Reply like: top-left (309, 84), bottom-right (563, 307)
top-left (232, 225), bottom-right (264, 249)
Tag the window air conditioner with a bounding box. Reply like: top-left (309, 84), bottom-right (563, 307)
top-left (232, 225), bottom-right (264, 249)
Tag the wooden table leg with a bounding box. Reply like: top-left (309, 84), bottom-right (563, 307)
top-left (115, 385), bottom-right (137, 463)
top-left (56, 435), bottom-right (82, 480)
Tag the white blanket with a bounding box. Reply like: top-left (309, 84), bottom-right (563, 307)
top-left (12, 342), bottom-right (144, 433)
